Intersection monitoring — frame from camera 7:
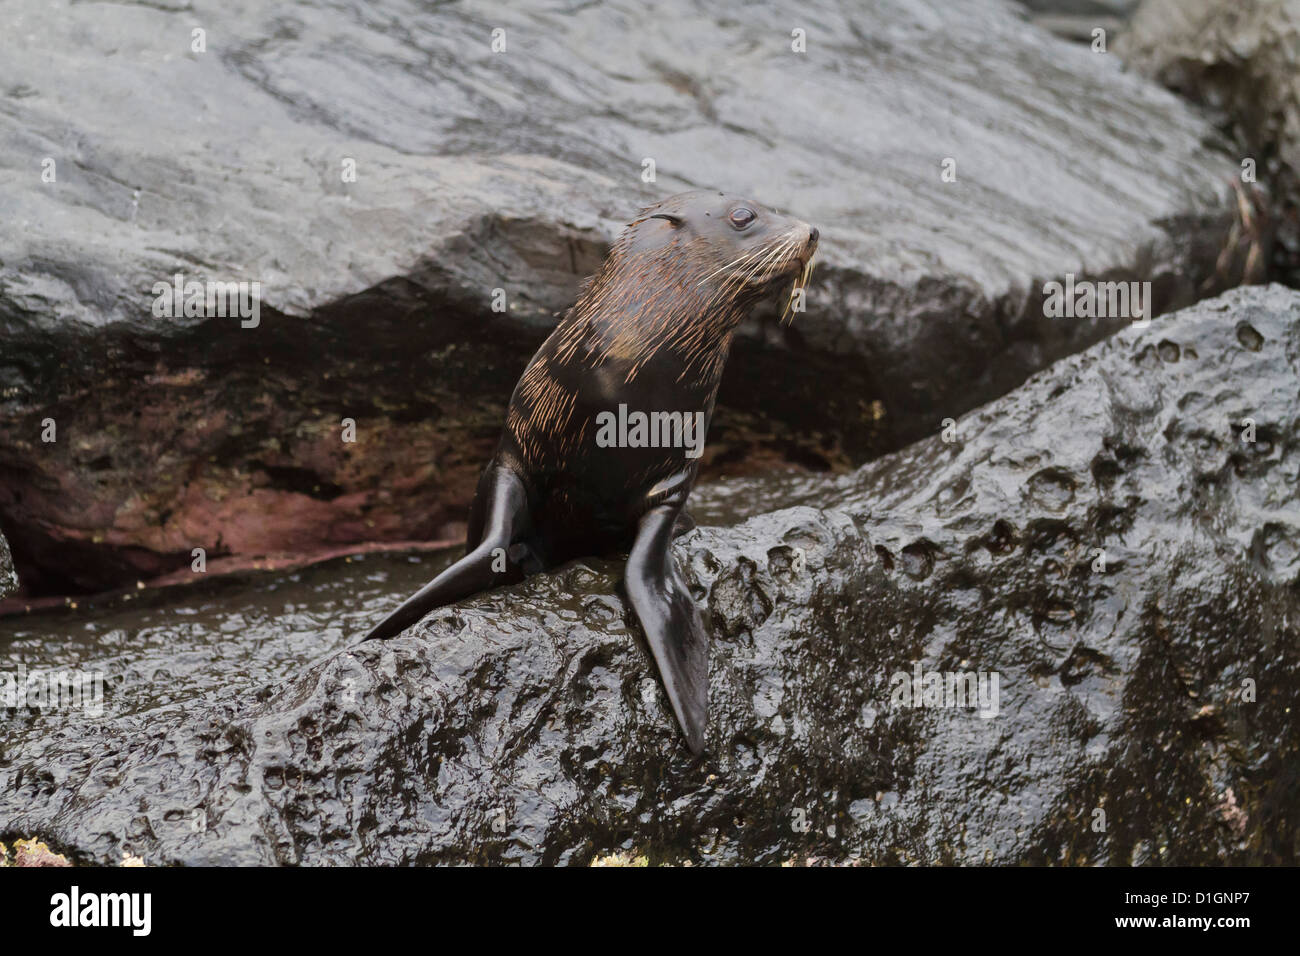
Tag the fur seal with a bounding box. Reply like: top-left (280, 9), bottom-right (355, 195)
top-left (363, 190), bottom-right (819, 753)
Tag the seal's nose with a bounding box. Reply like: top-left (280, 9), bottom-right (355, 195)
top-left (808, 226), bottom-right (819, 246)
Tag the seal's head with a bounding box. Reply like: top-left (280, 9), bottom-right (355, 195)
top-left (563, 191), bottom-right (820, 380)
top-left (627, 190), bottom-right (819, 305)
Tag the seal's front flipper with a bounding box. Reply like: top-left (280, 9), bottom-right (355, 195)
top-left (362, 468), bottom-right (529, 642)
top-left (625, 503), bottom-right (709, 754)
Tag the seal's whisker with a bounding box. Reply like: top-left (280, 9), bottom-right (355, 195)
top-left (698, 244), bottom-right (771, 284)
top-left (779, 245), bottom-right (817, 325)
top-left (702, 231), bottom-right (799, 292)
top-left (734, 235), bottom-right (795, 289)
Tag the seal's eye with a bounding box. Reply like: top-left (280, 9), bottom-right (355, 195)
top-left (729, 207), bottom-right (756, 229)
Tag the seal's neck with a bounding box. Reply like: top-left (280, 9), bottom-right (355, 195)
top-left (568, 250), bottom-right (751, 383)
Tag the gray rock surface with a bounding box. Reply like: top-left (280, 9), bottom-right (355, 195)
top-left (2, 284), bottom-right (1295, 865)
top-left (1120, 0), bottom-right (1294, 279)
top-left (0, 0), bottom-right (1259, 594)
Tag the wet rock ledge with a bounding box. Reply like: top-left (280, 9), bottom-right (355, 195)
top-left (0, 0), bottom-right (1259, 596)
top-left (0, 535), bottom-right (15, 600)
top-left (2, 284), bottom-right (1295, 865)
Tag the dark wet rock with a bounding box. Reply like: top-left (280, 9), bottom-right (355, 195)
top-left (0, 0), bottom-right (1260, 595)
top-left (1016, 0), bottom-right (1140, 42)
top-left (1120, 0), bottom-right (1297, 280)
top-left (2, 284), bottom-right (1296, 865)
top-left (0, 534), bottom-right (15, 599)
top-left (1019, 0), bottom-right (1138, 12)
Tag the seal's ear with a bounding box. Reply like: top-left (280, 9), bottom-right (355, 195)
top-left (650, 213), bottom-right (684, 227)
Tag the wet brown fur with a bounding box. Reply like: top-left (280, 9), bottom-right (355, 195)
top-left (506, 197), bottom-right (813, 480)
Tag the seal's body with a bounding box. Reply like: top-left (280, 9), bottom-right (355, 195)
top-left (364, 190), bottom-right (818, 752)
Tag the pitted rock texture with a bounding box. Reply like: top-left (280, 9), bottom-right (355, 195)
top-left (1, 285), bottom-right (1295, 865)
top-left (0, 0), bottom-right (1259, 595)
